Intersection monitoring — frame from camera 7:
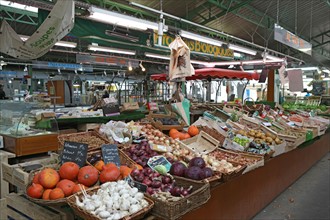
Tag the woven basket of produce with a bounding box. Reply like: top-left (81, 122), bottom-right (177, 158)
top-left (146, 176), bottom-right (210, 220)
top-left (25, 166), bottom-right (70, 206)
top-left (67, 183), bottom-right (154, 220)
top-left (58, 131), bottom-right (111, 152)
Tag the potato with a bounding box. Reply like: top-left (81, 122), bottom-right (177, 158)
top-left (255, 133), bottom-right (262, 138)
top-left (266, 137), bottom-right (273, 143)
top-left (275, 138), bottom-right (282, 144)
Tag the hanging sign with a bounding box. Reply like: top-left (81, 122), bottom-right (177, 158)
top-left (154, 33), bottom-right (234, 58)
top-left (76, 54), bottom-right (139, 67)
top-left (0, 0), bottom-right (74, 59)
top-left (274, 24), bottom-right (312, 55)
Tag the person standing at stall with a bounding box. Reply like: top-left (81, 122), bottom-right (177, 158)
top-left (0, 84), bottom-right (6, 100)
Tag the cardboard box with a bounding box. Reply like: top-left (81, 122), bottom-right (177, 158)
top-left (121, 102), bottom-right (139, 112)
top-left (36, 112), bottom-right (56, 121)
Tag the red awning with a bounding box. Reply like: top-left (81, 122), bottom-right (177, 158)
top-left (151, 68), bottom-right (259, 81)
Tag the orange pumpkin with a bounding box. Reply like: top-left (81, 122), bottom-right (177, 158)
top-left (182, 133), bottom-right (191, 140)
top-left (56, 179), bottom-right (75, 197)
top-left (94, 160), bottom-right (105, 171)
top-left (120, 165), bottom-right (132, 178)
top-left (188, 126), bottom-right (199, 137)
top-left (59, 162), bottom-right (80, 181)
top-left (39, 168), bottom-right (60, 189)
top-left (171, 132), bottom-right (182, 140)
top-left (77, 166), bottom-right (99, 187)
top-left (27, 183), bottom-right (44, 199)
top-left (102, 163), bottom-right (117, 171)
top-left (169, 129), bottom-right (179, 138)
top-left (49, 188), bottom-right (65, 200)
top-left (72, 184), bottom-right (88, 194)
top-left (42, 189), bottom-right (52, 200)
top-left (99, 166), bottom-right (121, 183)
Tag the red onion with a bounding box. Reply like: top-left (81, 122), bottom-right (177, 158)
top-left (181, 189), bottom-right (189, 197)
top-left (170, 186), bottom-right (181, 196)
top-left (147, 187), bottom-right (155, 195)
top-left (151, 180), bottom-right (162, 188)
top-left (162, 176), bottom-right (172, 184)
top-left (130, 168), bottom-right (140, 177)
top-left (135, 173), bottom-right (144, 182)
top-left (142, 178), bottom-right (152, 186)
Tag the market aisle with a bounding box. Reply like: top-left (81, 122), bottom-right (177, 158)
top-left (253, 152), bottom-right (330, 220)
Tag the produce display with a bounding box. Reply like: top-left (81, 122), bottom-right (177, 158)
top-left (130, 167), bottom-right (194, 198)
top-left (74, 181), bottom-right (150, 220)
top-left (156, 118), bottom-right (180, 125)
top-left (61, 134), bottom-right (108, 150)
top-left (236, 129), bottom-right (283, 145)
top-left (209, 150), bottom-right (261, 166)
top-left (282, 102), bottom-right (328, 112)
top-left (125, 141), bottom-right (159, 167)
top-left (27, 162), bottom-right (89, 200)
top-left (169, 157), bottom-right (213, 181)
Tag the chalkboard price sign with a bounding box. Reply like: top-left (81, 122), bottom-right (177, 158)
top-left (61, 141), bottom-right (88, 167)
top-left (125, 175), bottom-right (147, 193)
top-left (101, 144), bottom-right (121, 167)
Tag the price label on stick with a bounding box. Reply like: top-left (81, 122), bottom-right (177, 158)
top-left (125, 175), bottom-right (147, 192)
top-left (61, 141), bottom-right (88, 167)
top-left (147, 156), bottom-right (171, 173)
top-left (101, 144), bottom-right (121, 167)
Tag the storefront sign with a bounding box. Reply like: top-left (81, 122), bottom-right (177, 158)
top-left (274, 24), bottom-right (312, 55)
top-left (32, 61), bottom-right (93, 72)
top-left (153, 33), bottom-right (234, 58)
top-left (76, 54), bottom-right (139, 67)
top-left (0, 0), bottom-right (74, 59)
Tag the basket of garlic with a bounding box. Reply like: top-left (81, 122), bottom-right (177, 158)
top-left (67, 181), bottom-right (154, 220)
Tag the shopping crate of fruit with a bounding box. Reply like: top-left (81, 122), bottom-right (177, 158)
top-left (147, 112), bottom-right (186, 131)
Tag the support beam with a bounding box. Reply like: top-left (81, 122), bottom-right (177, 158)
top-left (0, 5), bottom-right (38, 25)
top-left (186, 2), bottom-right (211, 20)
top-left (202, 0), bottom-right (254, 25)
top-left (313, 41), bottom-right (330, 49)
top-left (311, 30), bottom-right (330, 40)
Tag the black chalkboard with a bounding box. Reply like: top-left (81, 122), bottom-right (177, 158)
top-left (126, 175), bottom-right (147, 192)
top-left (101, 144), bottom-right (121, 167)
top-left (61, 141), bottom-right (88, 167)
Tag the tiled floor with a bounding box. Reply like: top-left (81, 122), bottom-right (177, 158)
top-left (253, 152), bottom-right (330, 220)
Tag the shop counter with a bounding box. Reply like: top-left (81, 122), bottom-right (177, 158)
top-left (182, 131), bottom-right (330, 220)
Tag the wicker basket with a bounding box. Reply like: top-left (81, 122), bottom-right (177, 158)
top-left (67, 186), bottom-right (154, 220)
top-left (25, 166), bottom-right (67, 206)
top-left (147, 176), bottom-right (211, 220)
top-left (58, 131), bottom-right (111, 152)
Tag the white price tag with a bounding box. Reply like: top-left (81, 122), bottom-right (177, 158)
top-left (287, 122), bottom-right (295, 127)
top-left (0, 136), bottom-right (3, 148)
top-left (262, 122), bottom-right (272, 127)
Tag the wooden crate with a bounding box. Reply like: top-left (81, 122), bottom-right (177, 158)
top-left (2, 153), bottom-right (59, 190)
top-left (180, 131), bottom-right (220, 154)
top-left (0, 198), bottom-right (7, 219)
top-left (0, 150), bottom-right (16, 199)
top-left (5, 193), bottom-right (62, 220)
top-left (3, 133), bottom-right (58, 156)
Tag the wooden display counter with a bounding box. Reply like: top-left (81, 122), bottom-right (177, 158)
top-left (2, 133), bottom-right (58, 157)
top-left (182, 131), bottom-right (330, 220)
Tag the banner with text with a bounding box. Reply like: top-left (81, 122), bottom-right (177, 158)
top-left (154, 33), bottom-right (234, 58)
top-left (0, 0), bottom-right (74, 59)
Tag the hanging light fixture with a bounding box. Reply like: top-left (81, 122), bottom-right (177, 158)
top-left (180, 30), bottom-right (223, 47)
top-left (128, 61), bottom-right (133, 71)
top-left (228, 44), bottom-right (257, 56)
top-left (58, 69), bottom-right (61, 74)
top-left (88, 44), bottom-right (136, 55)
top-left (38, 80), bottom-right (41, 85)
top-left (139, 62), bottom-right (146, 72)
top-left (88, 6), bottom-right (164, 31)
top-left (23, 65), bottom-right (28, 72)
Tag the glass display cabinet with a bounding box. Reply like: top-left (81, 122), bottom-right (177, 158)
top-left (0, 101), bottom-right (59, 156)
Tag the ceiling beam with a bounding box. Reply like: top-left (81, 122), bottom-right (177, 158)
top-left (186, 2), bottom-right (211, 20)
top-left (201, 0), bottom-right (254, 25)
top-left (311, 30), bottom-right (330, 40)
top-left (313, 41), bottom-right (330, 49)
top-left (0, 5), bottom-right (38, 25)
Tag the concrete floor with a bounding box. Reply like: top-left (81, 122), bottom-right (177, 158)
top-left (253, 152), bottom-right (330, 220)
